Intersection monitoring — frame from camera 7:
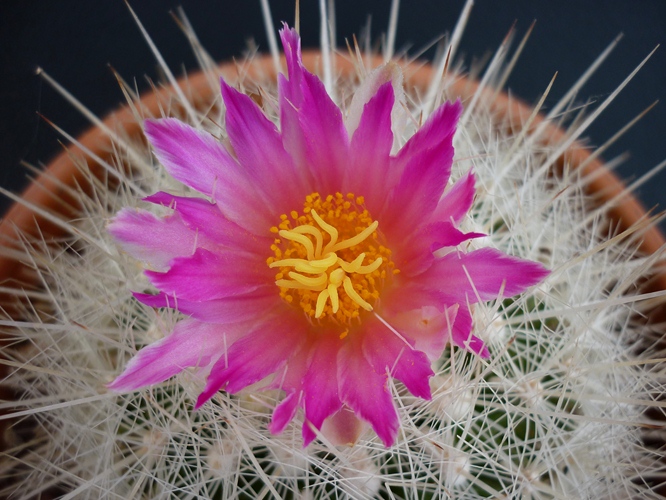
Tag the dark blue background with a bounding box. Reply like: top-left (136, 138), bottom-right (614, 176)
top-left (1, 1), bottom-right (665, 230)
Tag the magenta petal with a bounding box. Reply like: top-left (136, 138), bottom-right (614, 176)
top-left (431, 170), bottom-right (477, 225)
top-left (221, 80), bottom-right (309, 214)
top-left (144, 119), bottom-right (272, 234)
top-left (346, 82), bottom-right (395, 215)
top-left (108, 319), bottom-right (230, 391)
top-left (302, 335), bottom-right (343, 446)
top-left (279, 27), bottom-right (308, 170)
top-left (269, 340), bottom-right (312, 435)
top-left (395, 99), bottom-right (463, 172)
top-left (451, 305), bottom-right (490, 358)
top-left (382, 138), bottom-right (455, 241)
top-left (386, 304), bottom-right (459, 362)
top-left (195, 315), bottom-right (304, 408)
top-left (298, 72), bottom-right (349, 194)
top-left (385, 99), bottom-right (462, 200)
top-left (398, 221), bottom-right (485, 277)
top-left (363, 321), bottom-right (434, 400)
top-left (145, 247), bottom-right (271, 302)
top-left (425, 247), bottom-right (550, 304)
top-left (270, 392), bottom-right (302, 435)
top-left (382, 101), bottom-right (462, 241)
top-left (338, 339), bottom-right (399, 447)
top-left (278, 26), bottom-right (348, 195)
top-left (108, 208), bottom-right (198, 271)
top-left (133, 291), bottom-right (277, 324)
top-left (320, 406), bottom-right (367, 446)
top-left (143, 192), bottom-right (270, 255)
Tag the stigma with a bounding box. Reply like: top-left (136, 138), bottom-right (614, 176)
top-left (267, 193), bottom-right (396, 324)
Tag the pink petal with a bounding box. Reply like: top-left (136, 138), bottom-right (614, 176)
top-left (382, 137), bottom-right (456, 241)
top-left (133, 291), bottom-right (278, 325)
top-left (345, 62), bottom-right (404, 138)
top-left (270, 391), bottom-right (302, 435)
top-left (109, 208), bottom-right (197, 271)
top-left (395, 99), bottom-right (463, 172)
top-left (450, 305), bottom-right (490, 358)
top-left (338, 338), bottom-right (399, 447)
top-left (397, 221), bottom-right (485, 277)
top-left (424, 247), bottom-right (550, 304)
top-left (269, 340), bottom-right (312, 434)
top-left (382, 303), bottom-right (459, 362)
top-left (362, 321), bottom-right (434, 400)
top-left (382, 102), bottom-right (462, 241)
top-left (221, 80), bottom-right (310, 214)
top-left (145, 247), bottom-right (271, 302)
top-left (144, 119), bottom-right (272, 234)
top-left (302, 335), bottom-right (343, 445)
top-left (431, 170), bottom-right (477, 225)
top-left (385, 99), bottom-right (462, 193)
top-left (278, 26), bottom-right (349, 196)
top-left (144, 192), bottom-right (270, 255)
top-left (107, 319), bottom-right (236, 391)
top-left (195, 313), bottom-right (305, 408)
top-left (345, 81), bottom-right (395, 215)
top-left (278, 27), bottom-right (307, 170)
top-left (320, 406), bottom-right (367, 446)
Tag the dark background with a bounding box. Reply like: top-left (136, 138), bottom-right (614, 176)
top-left (1, 1), bottom-right (665, 229)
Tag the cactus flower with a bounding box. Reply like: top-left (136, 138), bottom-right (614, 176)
top-left (108, 25), bottom-right (548, 447)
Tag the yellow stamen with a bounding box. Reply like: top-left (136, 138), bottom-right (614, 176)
top-left (279, 230), bottom-right (315, 260)
top-left (291, 225), bottom-right (324, 258)
top-left (343, 276), bottom-right (373, 311)
top-left (311, 210), bottom-right (339, 252)
top-left (357, 257), bottom-right (383, 274)
top-left (315, 289), bottom-right (330, 318)
top-left (276, 279), bottom-right (323, 291)
top-left (288, 272), bottom-right (327, 288)
top-left (329, 267), bottom-right (346, 286)
top-left (270, 258), bottom-right (321, 274)
top-left (331, 220), bottom-right (379, 252)
top-left (328, 283), bottom-right (340, 313)
top-left (269, 192), bottom-right (396, 325)
top-left (309, 252), bottom-right (338, 269)
top-left (338, 253), bottom-right (365, 273)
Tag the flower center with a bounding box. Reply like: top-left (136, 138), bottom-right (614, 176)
top-left (267, 193), bottom-right (397, 325)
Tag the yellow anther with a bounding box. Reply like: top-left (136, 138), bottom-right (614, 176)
top-left (328, 283), bottom-right (340, 313)
top-left (288, 272), bottom-right (327, 289)
top-left (329, 267), bottom-right (346, 286)
top-left (315, 289), bottom-right (330, 318)
top-left (338, 253), bottom-right (365, 273)
top-left (331, 220), bottom-right (379, 252)
top-left (309, 252), bottom-right (338, 269)
top-left (276, 279), bottom-right (323, 291)
top-left (356, 257), bottom-right (383, 274)
top-left (270, 258), bottom-right (321, 274)
top-left (343, 276), bottom-right (373, 311)
top-left (311, 210), bottom-right (339, 252)
top-left (291, 225), bottom-right (324, 258)
top-left (279, 230), bottom-right (316, 260)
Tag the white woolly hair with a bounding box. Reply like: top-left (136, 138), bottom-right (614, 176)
top-left (1, 1), bottom-right (665, 498)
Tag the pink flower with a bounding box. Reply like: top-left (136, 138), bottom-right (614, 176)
top-left (107, 25), bottom-right (548, 447)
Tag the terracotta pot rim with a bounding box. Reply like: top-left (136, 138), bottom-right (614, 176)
top-left (1, 50), bottom-right (664, 292)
